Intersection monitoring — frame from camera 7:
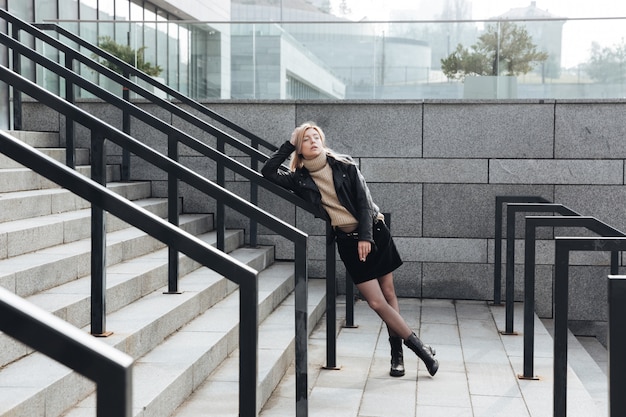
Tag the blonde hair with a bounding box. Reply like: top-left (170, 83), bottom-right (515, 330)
top-left (289, 121), bottom-right (354, 171)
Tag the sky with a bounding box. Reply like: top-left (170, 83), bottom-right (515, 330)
top-left (329, 0), bottom-right (626, 21)
top-left (328, 0), bottom-right (626, 68)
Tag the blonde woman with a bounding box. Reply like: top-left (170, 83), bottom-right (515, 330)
top-left (262, 122), bottom-right (438, 377)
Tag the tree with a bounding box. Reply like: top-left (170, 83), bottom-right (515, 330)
top-left (584, 39), bottom-right (626, 83)
top-left (441, 22), bottom-right (548, 80)
top-left (95, 36), bottom-right (162, 77)
top-left (338, 0), bottom-right (351, 16)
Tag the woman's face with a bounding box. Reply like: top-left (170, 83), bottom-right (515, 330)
top-left (300, 127), bottom-right (324, 159)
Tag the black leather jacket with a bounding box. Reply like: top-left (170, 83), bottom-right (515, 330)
top-left (261, 141), bottom-right (380, 243)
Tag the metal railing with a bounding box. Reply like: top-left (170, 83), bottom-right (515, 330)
top-left (0, 129), bottom-right (258, 415)
top-left (520, 215), bottom-right (624, 380)
top-left (0, 284), bottom-right (133, 417)
top-left (496, 197), bottom-right (626, 416)
top-left (0, 68), bottom-right (297, 415)
top-left (0, 10), bottom-right (347, 415)
top-left (30, 20), bottom-right (279, 251)
top-left (552, 236), bottom-right (626, 417)
top-left (500, 202), bottom-right (580, 334)
top-left (608, 274), bottom-right (626, 417)
top-left (3, 9), bottom-right (347, 363)
top-left (493, 196), bottom-right (550, 305)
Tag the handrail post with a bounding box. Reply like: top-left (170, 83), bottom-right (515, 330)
top-left (239, 277), bottom-right (258, 417)
top-left (295, 236), bottom-right (308, 417)
top-left (64, 51), bottom-right (75, 168)
top-left (324, 222), bottom-right (338, 369)
top-left (166, 133), bottom-right (180, 294)
top-left (10, 24), bottom-right (22, 130)
top-left (504, 204), bottom-right (517, 334)
top-left (121, 68), bottom-right (131, 181)
top-left (553, 241), bottom-right (570, 417)
top-left (249, 143), bottom-right (259, 247)
top-left (216, 136), bottom-right (225, 251)
top-left (521, 218), bottom-right (538, 379)
top-left (344, 274), bottom-right (356, 328)
top-left (494, 196), bottom-right (550, 305)
top-left (494, 197), bottom-right (504, 304)
top-left (608, 275), bottom-right (626, 417)
top-left (90, 131), bottom-right (109, 336)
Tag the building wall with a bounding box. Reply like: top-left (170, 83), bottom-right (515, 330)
top-left (21, 99), bottom-right (626, 341)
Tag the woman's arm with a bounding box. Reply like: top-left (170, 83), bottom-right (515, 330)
top-left (261, 141), bottom-right (298, 190)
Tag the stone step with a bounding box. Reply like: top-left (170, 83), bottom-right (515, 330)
top-left (64, 271), bottom-right (325, 417)
top-left (541, 319), bottom-right (609, 415)
top-left (0, 229), bottom-right (243, 370)
top-left (0, 213), bottom-right (213, 300)
top-left (0, 197), bottom-right (169, 259)
top-left (0, 147), bottom-right (90, 169)
top-left (0, 181), bottom-right (153, 223)
top-left (577, 336), bottom-right (607, 375)
top-left (2, 130), bottom-right (60, 147)
top-left (0, 244), bottom-right (278, 417)
top-left (0, 164), bottom-right (120, 193)
top-left (171, 279), bottom-right (326, 417)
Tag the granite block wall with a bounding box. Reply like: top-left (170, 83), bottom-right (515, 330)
top-left (22, 99), bottom-right (626, 340)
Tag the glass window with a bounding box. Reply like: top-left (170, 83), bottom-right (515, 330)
top-left (99, 0), bottom-right (114, 20)
top-left (115, 0), bottom-right (130, 43)
top-left (77, 0), bottom-right (98, 97)
top-left (178, 25), bottom-right (190, 95)
top-left (143, 6), bottom-right (157, 70)
top-left (35, 0), bottom-right (59, 94)
top-left (130, 1), bottom-right (144, 48)
top-left (155, 10), bottom-right (168, 82)
top-left (167, 22), bottom-right (179, 89)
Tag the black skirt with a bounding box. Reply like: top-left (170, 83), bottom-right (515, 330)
top-left (335, 220), bottom-right (403, 284)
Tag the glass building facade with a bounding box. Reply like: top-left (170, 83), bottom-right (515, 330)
top-left (7, 0), bottom-right (225, 99)
top-left (3, 0), bottom-right (626, 101)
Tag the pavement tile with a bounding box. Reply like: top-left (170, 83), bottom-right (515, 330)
top-left (259, 298), bottom-right (605, 417)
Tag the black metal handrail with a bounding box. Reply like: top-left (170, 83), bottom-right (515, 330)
top-left (25, 14), bottom-right (280, 252)
top-left (493, 196), bottom-right (550, 305)
top-left (0, 284), bottom-right (133, 417)
top-left (0, 30), bottom-right (317, 413)
top-left (520, 215), bottom-right (623, 380)
top-left (608, 274), bottom-right (626, 417)
top-left (500, 202), bottom-right (580, 334)
top-left (1, 11), bottom-right (348, 414)
top-left (0, 9), bottom-right (277, 244)
top-left (0, 67), bottom-right (305, 416)
top-left (553, 236), bottom-right (626, 417)
top-left (0, 129), bottom-right (257, 416)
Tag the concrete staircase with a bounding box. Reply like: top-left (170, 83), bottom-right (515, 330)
top-left (0, 131), bottom-right (326, 416)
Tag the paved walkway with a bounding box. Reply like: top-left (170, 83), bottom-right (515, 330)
top-left (260, 298), bottom-right (607, 417)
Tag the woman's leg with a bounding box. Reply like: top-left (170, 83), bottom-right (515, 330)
top-left (357, 275), bottom-right (439, 376)
top-left (356, 278), bottom-right (412, 339)
top-left (377, 273), bottom-right (400, 336)
top-left (375, 273), bottom-right (406, 376)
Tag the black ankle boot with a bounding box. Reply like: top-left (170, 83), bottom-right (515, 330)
top-left (389, 336), bottom-right (405, 377)
top-left (404, 332), bottom-right (438, 376)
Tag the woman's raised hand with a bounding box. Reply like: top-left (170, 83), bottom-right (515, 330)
top-left (290, 127), bottom-right (300, 146)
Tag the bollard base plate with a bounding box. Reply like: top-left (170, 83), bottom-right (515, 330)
top-left (322, 365), bottom-right (342, 370)
top-left (92, 331), bottom-right (113, 337)
top-left (518, 374), bottom-right (541, 381)
top-left (499, 331), bottom-right (519, 336)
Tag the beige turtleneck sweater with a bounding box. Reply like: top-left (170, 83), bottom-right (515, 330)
top-left (302, 153), bottom-right (358, 231)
